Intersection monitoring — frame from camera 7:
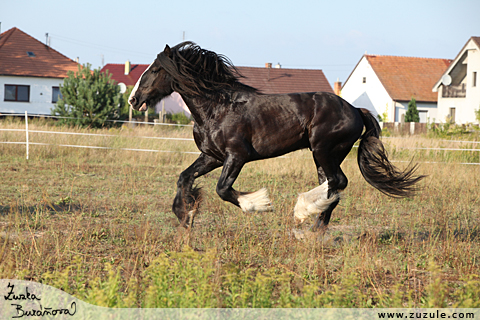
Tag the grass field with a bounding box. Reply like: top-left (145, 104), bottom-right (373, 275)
top-left (1, 118), bottom-right (479, 308)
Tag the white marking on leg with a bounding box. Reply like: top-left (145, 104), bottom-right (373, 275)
top-left (294, 180), bottom-right (340, 224)
top-left (238, 188), bottom-right (273, 212)
top-left (187, 209), bottom-right (196, 227)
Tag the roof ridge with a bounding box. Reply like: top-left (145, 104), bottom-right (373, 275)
top-left (237, 65), bottom-right (324, 71)
top-left (104, 63), bottom-right (326, 72)
top-left (366, 54), bottom-right (450, 61)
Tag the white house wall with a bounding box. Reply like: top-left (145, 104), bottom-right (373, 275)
top-left (341, 56), bottom-right (394, 121)
top-left (0, 76), bottom-right (64, 114)
top-left (437, 39), bottom-right (480, 124)
top-left (154, 92), bottom-right (191, 116)
top-left (394, 101), bottom-right (438, 123)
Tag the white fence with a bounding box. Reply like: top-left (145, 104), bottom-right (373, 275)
top-left (1, 112), bottom-right (480, 165)
top-left (0, 112), bottom-right (198, 160)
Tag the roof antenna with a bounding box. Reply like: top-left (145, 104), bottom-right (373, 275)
top-left (45, 33), bottom-right (49, 47)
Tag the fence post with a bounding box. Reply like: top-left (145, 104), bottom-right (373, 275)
top-left (25, 111), bottom-right (29, 160)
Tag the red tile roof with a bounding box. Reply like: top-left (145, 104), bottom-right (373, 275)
top-left (0, 27), bottom-right (79, 78)
top-left (101, 63), bottom-right (333, 94)
top-left (365, 55), bottom-right (451, 102)
top-left (100, 63), bottom-right (149, 86)
top-left (236, 66), bottom-right (333, 94)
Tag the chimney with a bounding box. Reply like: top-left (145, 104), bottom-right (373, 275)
top-left (334, 79), bottom-right (342, 96)
top-left (275, 62), bottom-right (281, 69)
top-left (265, 62), bottom-right (272, 68)
top-left (125, 60), bottom-right (131, 75)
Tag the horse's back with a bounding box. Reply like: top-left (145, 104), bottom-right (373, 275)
top-left (238, 91), bottom-right (364, 160)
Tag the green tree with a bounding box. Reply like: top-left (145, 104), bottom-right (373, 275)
top-left (405, 98), bottom-right (420, 122)
top-left (52, 64), bottom-right (122, 128)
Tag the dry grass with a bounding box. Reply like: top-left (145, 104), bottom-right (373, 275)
top-left (0, 119), bottom-right (479, 307)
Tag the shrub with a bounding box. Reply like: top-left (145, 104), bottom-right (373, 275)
top-left (405, 98), bottom-right (420, 122)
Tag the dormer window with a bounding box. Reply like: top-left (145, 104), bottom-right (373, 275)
top-left (27, 51), bottom-right (36, 57)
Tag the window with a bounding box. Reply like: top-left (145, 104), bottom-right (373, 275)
top-left (473, 72), bottom-right (477, 87)
top-left (52, 86), bottom-right (62, 103)
top-left (27, 51), bottom-right (36, 57)
top-left (449, 108), bottom-right (456, 123)
top-left (4, 85), bottom-right (30, 102)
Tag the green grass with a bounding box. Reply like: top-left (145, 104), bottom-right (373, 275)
top-left (1, 120), bottom-right (480, 308)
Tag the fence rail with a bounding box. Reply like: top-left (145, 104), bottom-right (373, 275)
top-left (1, 112), bottom-right (480, 165)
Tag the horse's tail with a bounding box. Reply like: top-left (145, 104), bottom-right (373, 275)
top-left (356, 108), bottom-right (425, 198)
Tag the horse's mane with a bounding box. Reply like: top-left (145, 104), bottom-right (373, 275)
top-left (157, 42), bottom-right (258, 101)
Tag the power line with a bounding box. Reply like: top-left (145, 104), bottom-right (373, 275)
top-left (49, 33), bottom-right (154, 58)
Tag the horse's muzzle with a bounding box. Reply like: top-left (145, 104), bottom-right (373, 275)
top-left (129, 96), bottom-right (148, 112)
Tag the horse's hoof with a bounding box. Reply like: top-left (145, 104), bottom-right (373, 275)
top-left (179, 210), bottom-right (197, 228)
top-left (292, 228), bottom-right (306, 240)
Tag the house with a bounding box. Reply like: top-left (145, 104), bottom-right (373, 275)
top-left (0, 27), bottom-right (79, 114)
top-left (101, 62), bottom-right (333, 116)
top-left (341, 55), bottom-right (451, 123)
top-left (433, 37), bottom-right (480, 124)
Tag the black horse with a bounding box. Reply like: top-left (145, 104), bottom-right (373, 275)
top-left (129, 42), bottom-right (424, 232)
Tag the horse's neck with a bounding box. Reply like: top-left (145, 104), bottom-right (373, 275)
top-left (179, 94), bottom-right (212, 125)
top-left (180, 90), bottom-right (254, 125)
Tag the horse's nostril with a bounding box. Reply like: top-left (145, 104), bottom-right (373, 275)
top-left (129, 97), bottom-right (137, 106)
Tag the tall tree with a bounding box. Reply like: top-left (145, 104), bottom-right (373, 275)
top-left (52, 64), bottom-right (122, 128)
top-left (405, 98), bottom-right (420, 122)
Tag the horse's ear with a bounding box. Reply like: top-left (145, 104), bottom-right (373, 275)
top-left (164, 45), bottom-right (171, 57)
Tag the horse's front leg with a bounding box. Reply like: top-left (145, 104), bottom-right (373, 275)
top-left (216, 154), bottom-right (273, 212)
top-left (173, 153), bottom-right (222, 227)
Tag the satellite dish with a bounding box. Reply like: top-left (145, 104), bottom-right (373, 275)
top-left (441, 75), bottom-right (452, 86)
top-left (118, 82), bottom-right (127, 94)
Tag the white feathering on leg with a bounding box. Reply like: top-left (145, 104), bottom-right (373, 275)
top-left (294, 181), bottom-right (340, 224)
top-left (187, 210), bottom-right (196, 227)
top-left (238, 188), bottom-right (273, 212)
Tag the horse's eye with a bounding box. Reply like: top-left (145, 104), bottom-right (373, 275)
top-left (151, 69), bottom-right (158, 74)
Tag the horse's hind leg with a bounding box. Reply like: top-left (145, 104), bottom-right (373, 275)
top-left (294, 150), bottom-right (347, 232)
top-left (173, 153), bottom-right (222, 227)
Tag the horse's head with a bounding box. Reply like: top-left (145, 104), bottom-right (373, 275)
top-left (129, 45), bottom-right (175, 112)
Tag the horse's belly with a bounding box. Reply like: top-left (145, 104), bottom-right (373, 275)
top-left (251, 127), bottom-right (309, 159)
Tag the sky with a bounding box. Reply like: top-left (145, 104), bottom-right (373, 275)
top-left (2, 0), bottom-right (479, 87)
